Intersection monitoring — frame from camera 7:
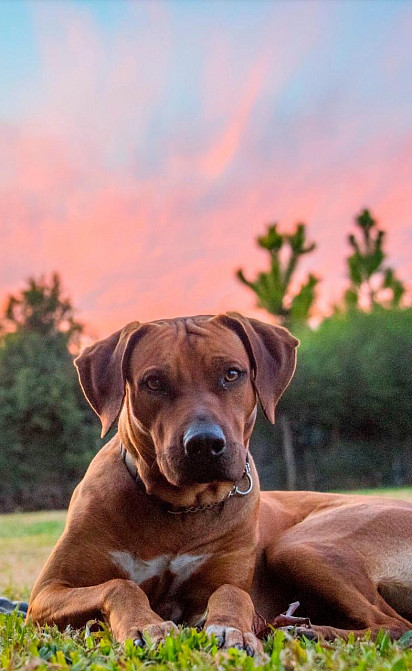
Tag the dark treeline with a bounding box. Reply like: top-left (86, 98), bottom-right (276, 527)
top-left (251, 308), bottom-right (412, 490)
top-left (0, 210), bottom-right (411, 511)
top-left (0, 275), bottom-right (102, 511)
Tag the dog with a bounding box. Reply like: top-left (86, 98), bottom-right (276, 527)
top-left (28, 314), bottom-right (412, 655)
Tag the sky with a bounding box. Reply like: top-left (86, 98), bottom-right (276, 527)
top-left (1, 0), bottom-right (411, 338)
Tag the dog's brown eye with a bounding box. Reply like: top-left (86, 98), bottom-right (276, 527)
top-left (145, 376), bottom-right (162, 391)
top-left (225, 369), bottom-right (240, 382)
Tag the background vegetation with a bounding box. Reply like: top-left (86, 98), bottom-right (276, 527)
top-left (243, 210), bottom-right (412, 491)
top-left (0, 275), bottom-right (102, 512)
top-left (0, 209), bottom-right (410, 510)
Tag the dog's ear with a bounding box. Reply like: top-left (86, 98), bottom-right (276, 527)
top-left (215, 313), bottom-right (299, 423)
top-left (74, 321), bottom-right (147, 438)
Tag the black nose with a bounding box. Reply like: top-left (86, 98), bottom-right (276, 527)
top-left (183, 422), bottom-right (226, 458)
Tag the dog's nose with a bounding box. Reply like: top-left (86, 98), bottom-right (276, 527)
top-left (183, 422), bottom-right (226, 458)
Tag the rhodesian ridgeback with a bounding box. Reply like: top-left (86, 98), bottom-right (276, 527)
top-left (28, 314), bottom-right (412, 655)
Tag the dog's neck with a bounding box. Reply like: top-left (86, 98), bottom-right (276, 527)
top-left (120, 442), bottom-right (254, 514)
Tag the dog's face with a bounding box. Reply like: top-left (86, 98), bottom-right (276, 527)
top-left (75, 314), bottom-right (298, 489)
top-left (125, 319), bottom-right (257, 486)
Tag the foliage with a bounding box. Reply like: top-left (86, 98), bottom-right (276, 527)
top-left (0, 276), bottom-right (101, 512)
top-left (288, 309), bottom-right (412, 439)
top-left (237, 223), bottom-right (318, 327)
top-left (0, 611), bottom-right (411, 670)
top-left (276, 309), bottom-right (412, 490)
top-left (344, 210), bottom-right (405, 311)
top-left (237, 223), bottom-right (318, 489)
top-left (239, 211), bottom-right (411, 491)
top-left (0, 330), bottom-right (101, 510)
top-left (2, 273), bottom-right (83, 350)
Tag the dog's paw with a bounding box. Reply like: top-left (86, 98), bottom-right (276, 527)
top-left (132, 620), bottom-right (178, 647)
top-left (206, 624), bottom-right (267, 660)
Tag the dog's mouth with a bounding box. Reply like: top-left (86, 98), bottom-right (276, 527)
top-left (158, 442), bottom-right (247, 487)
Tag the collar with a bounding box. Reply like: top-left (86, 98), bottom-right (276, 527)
top-left (120, 443), bottom-right (253, 514)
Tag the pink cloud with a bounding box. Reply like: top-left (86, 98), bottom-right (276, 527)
top-left (0, 2), bottom-right (411, 339)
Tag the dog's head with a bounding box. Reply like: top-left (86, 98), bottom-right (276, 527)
top-left (75, 314), bottom-right (298, 488)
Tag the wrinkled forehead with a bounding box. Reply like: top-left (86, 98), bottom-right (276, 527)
top-left (128, 317), bottom-right (251, 374)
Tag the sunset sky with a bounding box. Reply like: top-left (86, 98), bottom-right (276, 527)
top-left (1, 0), bottom-right (411, 338)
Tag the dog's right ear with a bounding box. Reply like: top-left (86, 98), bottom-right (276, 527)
top-left (74, 322), bottom-right (147, 438)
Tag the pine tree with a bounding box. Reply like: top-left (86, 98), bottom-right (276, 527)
top-left (237, 222), bottom-right (318, 490)
top-left (0, 274), bottom-right (100, 511)
top-left (237, 223), bottom-right (319, 327)
top-left (345, 209), bottom-right (405, 311)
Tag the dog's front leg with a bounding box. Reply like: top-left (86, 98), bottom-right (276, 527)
top-left (204, 584), bottom-right (264, 658)
top-left (28, 579), bottom-right (177, 645)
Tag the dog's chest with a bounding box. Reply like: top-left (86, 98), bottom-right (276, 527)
top-left (110, 550), bottom-right (210, 621)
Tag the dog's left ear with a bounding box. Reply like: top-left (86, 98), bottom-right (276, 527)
top-left (215, 313), bottom-right (299, 423)
top-left (74, 321), bottom-right (148, 438)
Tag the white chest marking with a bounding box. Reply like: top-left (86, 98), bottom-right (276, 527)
top-left (110, 550), bottom-right (210, 594)
top-left (111, 551), bottom-right (170, 584)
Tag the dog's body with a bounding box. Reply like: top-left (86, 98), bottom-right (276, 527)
top-left (28, 315), bottom-right (412, 653)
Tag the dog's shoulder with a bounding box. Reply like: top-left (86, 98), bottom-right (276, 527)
top-left (67, 436), bottom-right (138, 523)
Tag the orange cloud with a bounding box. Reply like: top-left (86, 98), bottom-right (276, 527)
top-left (0, 2), bottom-right (411, 338)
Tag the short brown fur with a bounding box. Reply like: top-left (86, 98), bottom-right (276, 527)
top-left (28, 314), bottom-right (412, 654)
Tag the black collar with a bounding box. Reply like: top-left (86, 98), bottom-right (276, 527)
top-left (121, 442), bottom-right (141, 484)
top-left (120, 443), bottom-right (253, 514)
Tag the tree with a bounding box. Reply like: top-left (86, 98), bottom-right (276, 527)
top-left (237, 223), bottom-right (319, 328)
top-left (345, 209), bottom-right (405, 311)
top-left (285, 309), bottom-right (412, 490)
top-left (2, 272), bottom-right (83, 351)
top-left (0, 275), bottom-right (101, 512)
top-left (237, 223), bottom-right (318, 490)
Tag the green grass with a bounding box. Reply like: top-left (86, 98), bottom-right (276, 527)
top-left (0, 510), bottom-right (66, 598)
top-left (1, 611), bottom-right (411, 670)
top-left (340, 486), bottom-right (412, 500)
top-left (0, 494), bottom-right (411, 669)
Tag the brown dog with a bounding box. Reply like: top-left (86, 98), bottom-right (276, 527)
top-left (28, 314), bottom-right (412, 654)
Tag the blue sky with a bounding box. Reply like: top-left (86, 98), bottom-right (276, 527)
top-left (1, 0), bottom-right (411, 334)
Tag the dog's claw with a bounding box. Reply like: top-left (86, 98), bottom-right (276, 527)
top-left (295, 626), bottom-right (318, 641)
top-left (206, 624), bottom-right (265, 659)
top-left (144, 620), bottom-right (178, 645)
top-left (129, 620), bottom-right (178, 647)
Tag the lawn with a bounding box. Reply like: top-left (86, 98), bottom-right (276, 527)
top-left (0, 510), bottom-right (66, 599)
top-left (1, 611), bottom-right (412, 671)
top-left (341, 486), bottom-right (412, 500)
top-left (0, 489), bottom-right (411, 669)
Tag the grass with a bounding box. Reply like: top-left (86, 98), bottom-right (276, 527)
top-left (340, 486), bottom-right (412, 500)
top-left (1, 611), bottom-right (411, 670)
top-left (0, 489), bottom-right (411, 669)
top-left (0, 510), bottom-right (66, 598)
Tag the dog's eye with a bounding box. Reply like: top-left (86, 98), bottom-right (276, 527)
top-left (224, 368), bottom-right (241, 382)
top-left (145, 376), bottom-right (162, 392)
